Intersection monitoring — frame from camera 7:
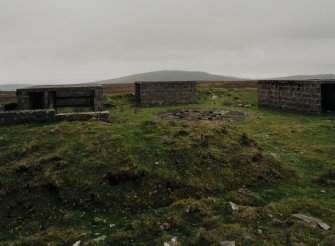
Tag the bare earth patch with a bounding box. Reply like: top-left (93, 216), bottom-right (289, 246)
top-left (156, 108), bottom-right (245, 122)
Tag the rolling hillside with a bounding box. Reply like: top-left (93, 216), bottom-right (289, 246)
top-left (0, 84), bottom-right (31, 91)
top-left (95, 70), bottom-right (245, 84)
top-left (270, 74), bottom-right (335, 80)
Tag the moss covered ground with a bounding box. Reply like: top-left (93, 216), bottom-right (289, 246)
top-left (0, 87), bottom-right (334, 245)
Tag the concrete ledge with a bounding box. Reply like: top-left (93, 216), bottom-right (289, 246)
top-left (0, 109), bottom-right (56, 125)
top-left (55, 111), bottom-right (110, 121)
top-left (0, 110), bottom-right (110, 125)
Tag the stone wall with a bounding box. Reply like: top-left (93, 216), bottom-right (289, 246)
top-left (135, 81), bottom-right (196, 106)
top-left (0, 109), bottom-right (56, 125)
top-left (258, 80), bottom-right (322, 114)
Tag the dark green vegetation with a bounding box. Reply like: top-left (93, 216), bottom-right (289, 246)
top-left (0, 87), bottom-right (334, 245)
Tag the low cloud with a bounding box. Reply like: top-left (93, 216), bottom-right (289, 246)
top-left (0, 0), bottom-right (334, 83)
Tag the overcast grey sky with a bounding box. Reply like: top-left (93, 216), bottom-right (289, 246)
top-left (0, 0), bottom-right (334, 84)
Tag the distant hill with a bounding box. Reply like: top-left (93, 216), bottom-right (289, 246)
top-left (0, 84), bottom-right (31, 91)
top-left (269, 74), bottom-right (335, 80)
top-left (95, 70), bottom-right (245, 84)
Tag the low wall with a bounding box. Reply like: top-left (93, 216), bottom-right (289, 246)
top-left (0, 109), bottom-right (56, 125)
top-left (135, 81), bottom-right (196, 106)
top-left (0, 110), bottom-right (110, 125)
top-left (258, 80), bottom-right (322, 114)
top-left (55, 111), bottom-right (110, 121)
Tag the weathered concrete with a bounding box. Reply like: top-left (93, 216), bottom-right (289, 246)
top-left (258, 80), bottom-right (335, 114)
top-left (0, 109), bottom-right (110, 125)
top-left (135, 81), bottom-right (196, 106)
top-left (55, 111), bottom-right (110, 121)
top-left (0, 109), bottom-right (56, 124)
top-left (16, 84), bottom-right (104, 112)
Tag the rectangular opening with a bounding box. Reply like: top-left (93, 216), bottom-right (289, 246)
top-left (321, 84), bottom-right (335, 112)
top-left (135, 83), bottom-right (141, 103)
top-left (28, 92), bottom-right (44, 109)
top-left (48, 92), bottom-right (56, 110)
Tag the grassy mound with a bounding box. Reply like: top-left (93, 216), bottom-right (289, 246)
top-left (0, 87), bottom-right (334, 245)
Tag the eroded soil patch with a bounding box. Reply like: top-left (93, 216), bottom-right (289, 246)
top-left (156, 108), bottom-right (245, 122)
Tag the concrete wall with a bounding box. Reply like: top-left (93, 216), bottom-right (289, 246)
top-left (135, 81), bottom-right (196, 106)
top-left (0, 109), bottom-right (56, 124)
top-left (0, 109), bottom-right (110, 125)
top-left (258, 80), bottom-right (322, 114)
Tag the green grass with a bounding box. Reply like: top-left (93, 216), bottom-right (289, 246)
top-left (0, 88), bottom-right (334, 245)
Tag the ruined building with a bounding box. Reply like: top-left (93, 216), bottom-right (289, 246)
top-left (258, 80), bottom-right (335, 114)
top-left (0, 84), bottom-right (108, 125)
top-left (135, 81), bottom-right (196, 105)
top-left (16, 84), bottom-right (104, 112)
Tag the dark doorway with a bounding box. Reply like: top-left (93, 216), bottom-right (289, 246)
top-left (321, 84), bottom-right (335, 112)
top-left (48, 92), bottom-right (56, 110)
top-left (28, 92), bottom-right (44, 109)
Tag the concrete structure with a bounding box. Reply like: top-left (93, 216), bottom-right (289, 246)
top-left (0, 109), bottom-right (110, 125)
top-left (0, 109), bottom-right (56, 124)
top-left (16, 84), bottom-right (104, 112)
top-left (135, 81), bottom-right (196, 106)
top-left (0, 84), bottom-right (109, 125)
top-left (258, 80), bottom-right (335, 114)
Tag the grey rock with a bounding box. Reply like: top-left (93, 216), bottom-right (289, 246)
top-left (72, 240), bottom-right (81, 246)
top-left (229, 201), bottom-right (239, 211)
top-left (318, 222), bottom-right (331, 230)
top-left (220, 241), bottom-right (235, 246)
top-left (93, 235), bottom-right (107, 242)
top-left (292, 213), bottom-right (331, 230)
top-left (164, 237), bottom-right (178, 246)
